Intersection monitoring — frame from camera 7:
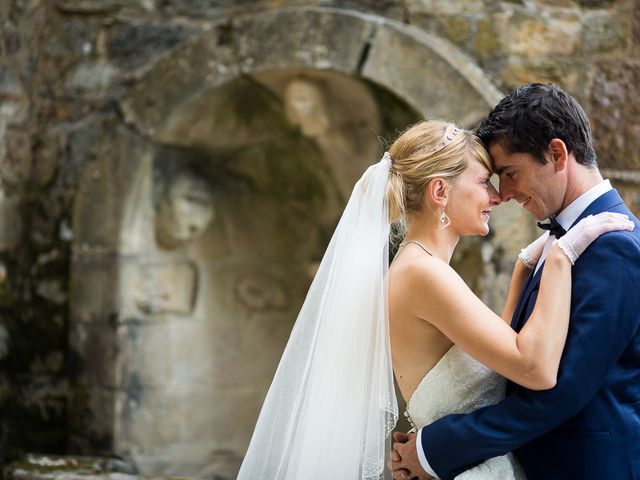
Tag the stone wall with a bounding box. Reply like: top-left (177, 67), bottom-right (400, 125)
top-left (0, 0), bottom-right (638, 478)
top-left (0, 1), bottom-right (71, 461)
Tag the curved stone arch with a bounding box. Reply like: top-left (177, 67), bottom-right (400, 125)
top-left (120, 7), bottom-right (504, 142)
top-left (71, 7), bottom-right (515, 475)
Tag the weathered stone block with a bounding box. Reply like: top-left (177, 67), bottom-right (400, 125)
top-left (149, 0), bottom-right (229, 16)
top-left (6, 377), bottom-right (70, 453)
top-left (501, 13), bottom-right (581, 57)
top-left (234, 272), bottom-right (288, 311)
top-left (196, 263), bottom-right (306, 383)
top-left (35, 279), bottom-right (67, 305)
top-left (106, 23), bottom-right (190, 71)
top-left (120, 26), bottom-right (239, 141)
top-left (444, 15), bottom-right (471, 43)
top-left (5, 454), bottom-right (149, 479)
top-left (69, 386), bottom-right (116, 453)
top-left (0, 323), bottom-right (9, 360)
top-left (232, 8), bottom-right (374, 74)
top-left (590, 59), bottom-right (640, 170)
top-left (235, 310), bottom-right (296, 381)
top-left (129, 261), bottom-right (198, 315)
top-left (0, 67), bottom-right (27, 122)
top-left (533, 0), bottom-right (578, 6)
top-left (31, 128), bottom-right (63, 188)
top-left (406, 0), bottom-right (485, 16)
top-left (69, 253), bottom-right (120, 323)
top-left (581, 10), bottom-right (631, 54)
top-left (66, 60), bottom-right (118, 92)
top-left (0, 191), bottom-right (23, 251)
top-left (44, 15), bottom-right (99, 65)
top-left (116, 261), bottom-right (299, 389)
top-left (115, 319), bottom-right (171, 389)
top-left (1, 128), bottom-right (32, 186)
top-left (72, 119), bottom-right (152, 250)
top-left (69, 319), bottom-right (118, 388)
top-left (314, 0), bottom-right (406, 19)
top-left (634, 0), bottom-right (640, 46)
top-left (576, 0), bottom-right (617, 6)
top-left (114, 387), bottom-right (253, 478)
top-left (474, 17), bottom-right (501, 60)
top-left (499, 57), bottom-right (583, 93)
top-left (29, 200), bottom-right (69, 248)
top-left (610, 178), bottom-right (640, 216)
top-left (73, 162), bottom-right (122, 250)
top-left (55, 0), bottom-right (124, 13)
top-left (362, 21), bottom-right (503, 126)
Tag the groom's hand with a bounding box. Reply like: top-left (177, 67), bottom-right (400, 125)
top-left (389, 431), bottom-right (433, 480)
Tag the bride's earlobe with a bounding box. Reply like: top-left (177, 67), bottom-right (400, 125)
top-left (425, 179), bottom-right (450, 229)
top-left (428, 178), bottom-right (449, 207)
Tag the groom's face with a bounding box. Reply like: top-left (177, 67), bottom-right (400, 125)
top-left (490, 143), bottom-right (564, 221)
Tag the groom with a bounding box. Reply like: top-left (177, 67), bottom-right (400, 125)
top-left (391, 83), bottom-right (640, 479)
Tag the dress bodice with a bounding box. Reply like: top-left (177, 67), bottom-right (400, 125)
top-left (406, 345), bottom-right (526, 480)
top-left (406, 345), bottom-right (506, 428)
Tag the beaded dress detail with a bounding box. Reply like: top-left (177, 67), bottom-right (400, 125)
top-left (406, 346), bottom-right (526, 479)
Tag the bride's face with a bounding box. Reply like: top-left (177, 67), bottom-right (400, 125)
top-left (446, 159), bottom-right (501, 236)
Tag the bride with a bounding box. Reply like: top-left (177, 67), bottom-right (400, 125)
top-left (236, 120), bottom-right (632, 480)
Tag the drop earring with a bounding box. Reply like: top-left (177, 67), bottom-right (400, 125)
top-left (439, 209), bottom-right (450, 229)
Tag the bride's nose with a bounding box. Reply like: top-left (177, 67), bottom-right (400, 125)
top-left (488, 182), bottom-right (502, 205)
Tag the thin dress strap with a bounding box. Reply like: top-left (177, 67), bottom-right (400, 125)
top-left (398, 240), bottom-right (434, 257)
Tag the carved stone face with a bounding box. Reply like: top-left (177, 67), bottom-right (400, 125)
top-left (156, 173), bottom-right (214, 248)
top-left (284, 78), bottom-right (330, 137)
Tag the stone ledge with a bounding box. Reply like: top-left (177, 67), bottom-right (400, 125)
top-left (4, 454), bottom-right (195, 480)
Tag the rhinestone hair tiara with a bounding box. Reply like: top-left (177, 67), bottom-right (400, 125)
top-left (433, 124), bottom-right (460, 154)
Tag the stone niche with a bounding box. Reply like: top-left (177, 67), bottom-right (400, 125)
top-left (67, 7), bottom-right (514, 479)
top-left (69, 70), bottom-right (417, 478)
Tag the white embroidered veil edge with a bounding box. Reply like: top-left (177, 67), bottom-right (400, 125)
top-left (237, 153), bottom-right (398, 479)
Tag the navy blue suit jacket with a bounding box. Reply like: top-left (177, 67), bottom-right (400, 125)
top-left (421, 189), bottom-right (640, 479)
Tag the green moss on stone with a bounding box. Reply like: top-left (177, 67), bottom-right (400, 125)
top-left (444, 16), bottom-right (471, 44)
top-left (475, 18), bottom-right (500, 60)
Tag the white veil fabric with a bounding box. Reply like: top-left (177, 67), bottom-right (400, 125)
top-left (237, 153), bottom-right (398, 479)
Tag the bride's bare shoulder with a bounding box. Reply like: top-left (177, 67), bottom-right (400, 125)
top-left (390, 248), bottom-right (467, 300)
top-left (390, 247), bottom-right (456, 286)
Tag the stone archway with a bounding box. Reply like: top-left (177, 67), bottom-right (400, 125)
top-left (69, 7), bottom-right (514, 479)
top-left (120, 7), bottom-right (503, 138)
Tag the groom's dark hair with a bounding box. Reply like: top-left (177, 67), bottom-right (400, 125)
top-left (475, 83), bottom-right (597, 166)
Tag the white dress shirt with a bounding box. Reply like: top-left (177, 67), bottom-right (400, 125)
top-left (417, 179), bottom-right (613, 479)
top-left (534, 179), bottom-right (612, 274)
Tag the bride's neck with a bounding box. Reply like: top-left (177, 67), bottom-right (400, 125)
top-left (404, 216), bottom-right (459, 264)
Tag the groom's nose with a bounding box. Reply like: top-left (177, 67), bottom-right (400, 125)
top-left (498, 179), bottom-right (515, 202)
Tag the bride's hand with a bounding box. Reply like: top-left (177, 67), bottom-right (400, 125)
top-left (518, 231), bottom-right (550, 269)
top-left (556, 212), bottom-right (635, 264)
top-left (390, 431), bottom-right (432, 480)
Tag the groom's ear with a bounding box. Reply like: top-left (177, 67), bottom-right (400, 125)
top-left (548, 138), bottom-right (569, 171)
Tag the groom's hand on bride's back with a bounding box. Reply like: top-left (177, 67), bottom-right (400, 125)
top-left (389, 431), bottom-right (433, 480)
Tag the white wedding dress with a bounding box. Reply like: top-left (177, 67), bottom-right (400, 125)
top-left (405, 345), bottom-right (527, 480)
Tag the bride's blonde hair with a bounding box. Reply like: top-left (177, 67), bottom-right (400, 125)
top-left (387, 120), bottom-right (492, 230)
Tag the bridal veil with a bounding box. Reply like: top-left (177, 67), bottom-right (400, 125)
top-left (237, 153), bottom-right (398, 479)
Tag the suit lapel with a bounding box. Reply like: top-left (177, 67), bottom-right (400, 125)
top-left (509, 188), bottom-right (625, 332)
top-left (567, 188), bottom-right (625, 228)
top-left (511, 267), bottom-right (537, 330)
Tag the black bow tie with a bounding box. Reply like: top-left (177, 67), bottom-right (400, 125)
top-left (537, 215), bottom-right (567, 238)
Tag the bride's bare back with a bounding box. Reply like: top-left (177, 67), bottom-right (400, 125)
top-left (389, 244), bottom-right (453, 401)
top-left (388, 236), bottom-right (578, 402)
